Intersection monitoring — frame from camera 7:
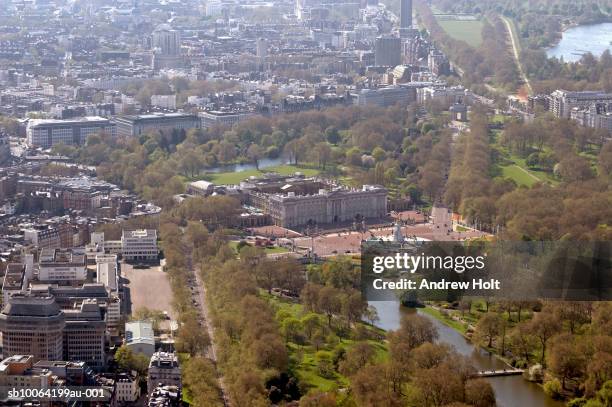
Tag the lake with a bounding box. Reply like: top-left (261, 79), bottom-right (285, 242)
top-left (205, 157), bottom-right (288, 173)
top-left (371, 300), bottom-right (564, 407)
top-left (547, 22), bottom-right (612, 62)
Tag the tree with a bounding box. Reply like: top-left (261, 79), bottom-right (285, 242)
top-left (313, 142), bottom-right (332, 169)
top-left (247, 144), bottom-right (264, 170)
top-left (351, 363), bottom-right (403, 406)
top-left (325, 126), bottom-right (340, 145)
top-left (465, 379), bottom-right (496, 407)
top-left (318, 286), bottom-right (341, 328)
top-left (547, 334), bottom-right (587, 390)
top-left (526, 311), bottom-right (561, 366)
top-left (281, 317), bottom-right (303, 344)
top-left (182, 357), bottom-right (223, 406)
top-left (474, 313), bottom-right (503, 349)
top-left (388, 314), bottom-right (438, 352)
top-left (338, 342), bottom-right (376, 377)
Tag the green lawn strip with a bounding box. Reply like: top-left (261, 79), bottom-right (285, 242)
top-left (437, 19), bottom-right (484, 48)
top-left (421, 305), bottom-right (469, 335)
top-left (205, 165), bottom-right (321, 185)
top-left (501, 164), bottom-right (538, 187)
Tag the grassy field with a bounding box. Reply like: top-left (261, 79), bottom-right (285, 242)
top-left (204, 165), bottom-right (320, 185)
top-left (501, 165), bottom-right (539, 187)
top-left (264, 293), bottom-right (388, 393)
top-left (437, 19), bottom-right (484, 47)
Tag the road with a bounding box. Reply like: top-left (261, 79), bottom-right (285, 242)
top-left (502, 16), bottom-right (533, 95)
top-left (185, 241), bottom-right (231, 406)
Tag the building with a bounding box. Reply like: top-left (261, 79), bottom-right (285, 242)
top-left (38, 248), bottom-right (87, 282)
top-left (121, 229), bottom-right (158, 262)
top-left (0, 355), bottom-right (53, 390)
top-left (549, 90), bottom-right (612, 118)
top-left (63, 299), bottom-right (106, 369)
top-left (26, 117), bottom-right (116, 148)
top-left (571, 102), bottom-right (612, 132)
top-left (418, 85), bottom-right (471, 107)
top-left (116, 372), bottom-right (141, 403)
top-left (125, 320), bottom-right (155, 357)
top-left (355, 86), bottom-right (416, 107)
top-left (113, 113), bottom-right (200, 137)
top-left (0, 294), bottom-right (65, 361)
top-left (428, 49), bottom-right (451, 76)
top-left (262, 185), bottom-right (387, 228)
top-left (96, 259), bottom-right (119, 293)
top-left (375, 36), bottom-right (401, 67)
top-left (199, 110), bottom-right (254, 128)
top-left (23, 223), bottom-right (74, 249)
top-left (147, 352), bottom-right (181, 394)
top-left (2, 263), bottom-right (28, 304)
top-left (152, 24), bottom-right (182, 69)
top-left (187, 180), bottom-right (214, 196)
top-left (400, 0), bottom-right (412, 29)
top-left (151, 94), bottom-right (177, 110)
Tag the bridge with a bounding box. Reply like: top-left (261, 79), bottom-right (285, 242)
top-left (473, 369), bottom-right (524, 378)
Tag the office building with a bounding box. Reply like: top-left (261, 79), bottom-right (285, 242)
top-left (63, 299), bottom-right (106, 369)
top-left (113, 113), bottom-right (200, 137)
top-left (354, 86), bottom-right (416, 107)
top-left (199, 110), bottom-right (254, 128)
top-left (121, 229), bottom-right (158, 262)
top-left (125, 320), bottom-right (155, 357)
top-left (147, 352), bottom-right (181, 394)
top-left (375, 36), bottom-right (401, 67)
top-left (0, 294), bottom-right (65, 361)
top-left (400, 0), bottom-right (412, 29)
top-left (38, 248), bottom-right (87, 282)
top-left (26, 117), bottom-right (116, 148)
top-left (152, 24), bottom-right (182, 69)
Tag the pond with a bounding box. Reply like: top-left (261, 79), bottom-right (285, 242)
top-left (204, 157), bottom-right (289, 173)
top-left (547, 22), bottom-right (612, 63)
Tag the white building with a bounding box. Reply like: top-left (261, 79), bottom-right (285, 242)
top-left (125, 321), bottom-right (155, 357)
top-left (550, 90), bottom-right (612, 119)
top-left (121, 229), bottom-right (158, 262)
top-left (116, 372), bottom-right (141, 402)
top-left (151, 94), bottom-right (177, 110)
top-left (38, 248), bottom-right (87, 281)
top-left (96, 260), bottom-right (119, 293)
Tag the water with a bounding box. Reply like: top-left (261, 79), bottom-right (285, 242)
top-left (371, 300), bottom-right (564, 407)
top-left (205, 157), bottom-right (289, 173)
top-left (547, 22), bottom-right (612, 62)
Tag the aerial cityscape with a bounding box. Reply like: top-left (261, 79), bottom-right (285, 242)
top-left (0, 0), bottom-right (610, 406)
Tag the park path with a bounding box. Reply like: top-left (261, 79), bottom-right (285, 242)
top-left (182, 233), bottom-right (231, 407)
top-left (501, 16), bottom-right (533, 95)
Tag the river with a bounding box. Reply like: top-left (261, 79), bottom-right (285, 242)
top-left (371, 300), bottom-right (564, 407)
top-left (547, 22), bottom-right (612, 62)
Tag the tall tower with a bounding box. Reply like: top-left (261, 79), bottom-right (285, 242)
top-left (400, 0), bottom-right (412, 29)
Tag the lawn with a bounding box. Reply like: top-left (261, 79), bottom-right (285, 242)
top-left (263, 293), bottom-right (388, 393)
top-left (437, 19), bottom-right (484, 48)
top-left (205, 165), bottom-right (321, 185)
top-left (501, 164), bottom-right (539, 187)
top-left (420, 305), bottom-right (469, 335)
